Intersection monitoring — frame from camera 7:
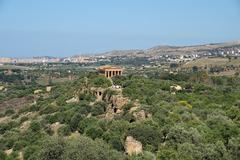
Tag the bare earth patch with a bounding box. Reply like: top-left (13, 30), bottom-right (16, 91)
top-left (0, 96), bottom-right (34, 111)
top-left (0, 116), bottom-right (11, 123)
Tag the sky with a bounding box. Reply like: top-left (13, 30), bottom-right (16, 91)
top-left (0, 0), bottom-right (240, 58)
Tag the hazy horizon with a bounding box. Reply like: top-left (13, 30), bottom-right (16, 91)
top-left (0, 0), bottom-right (240, 58)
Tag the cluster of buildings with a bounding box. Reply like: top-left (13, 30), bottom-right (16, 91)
top-left (0, 57), bottom-right (61, 64)
top-left (1, 45), bottom-right (240, 65)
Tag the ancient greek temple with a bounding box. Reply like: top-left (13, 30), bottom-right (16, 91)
top-left (98, 65), bottom-right (123, 78)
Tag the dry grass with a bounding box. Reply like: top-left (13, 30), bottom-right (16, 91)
top-left (182, 58), bottom-right (240, 68)
top-left (0, 116), bottom-right (11, 123)
top-left (182, 58), bottom-right (229, 68)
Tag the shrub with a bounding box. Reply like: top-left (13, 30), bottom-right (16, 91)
top-left (0, 150), bottom-right (6, 160)
top-left (13, 140), bottom-right (27, 151)
top-left (38, 137), bottom-right (65, 160)
top-left (69, 113), bottom-right (83, 131)
top-left (4, 109), bottom-right (15, 116)
top-left (91, 102), bottom-right (107, 116)
top-left (128, 125), bottom-right (161, 151)
top-left (20, 116), bottom-right (29, 124)
top-left (178, 101), bottom-right (192, 109)
top-left (108, 136), bottom-right (124, 151)
top-left (23, 145), bottom-right (40, 160)
top-left (77, 117), bottom-right (97, 134)
top-left (58, 125), bottom-right (71, 136)
top-left (33, 136), bottom-right (125, 160)
top-left (85, 127), bottom-right (104, 140)
top-left (39, 105), bottom-right (60, 115)
top-left (90, 76), bottom-right (112, 88)
top-left (29, 121), bottom-right (41, 132)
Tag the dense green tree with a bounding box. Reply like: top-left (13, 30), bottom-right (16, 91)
top-left (69, 113), bottom-right (83, 131)
top-left (0, 150), bottom-right (6, 160)
top-left (85, 126), bottom-right (104, 140)
top-left (128, 124), bottom-right (161, 151)
top-left (228, 137), bottom-right (240, 160)
top-left (91, 101), bottom-right (107, 116)
top-left (90, 76), bottom-right (112, 88)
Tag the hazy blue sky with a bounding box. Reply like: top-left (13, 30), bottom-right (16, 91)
top-left (0, 0), bottom-right (240, 57)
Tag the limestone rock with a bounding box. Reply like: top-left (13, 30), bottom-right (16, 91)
top-left (125, 136), bottom-right (143, 156)
top-left (105, 112), bottom-right (115, 120)
top-left (46, 86), bottom-right (52, 92)
top-left (170, 85), bottom-right (182, 94)
top-left (50, 122), bottom-right (62, 135)
top-left (0, 85), bottom-right (5, 91)
top-left (4, 148), bottom-right (13, 156)
top-left (129, 106), bottom-right (139, 113)
top-left (34, 89), bottom-right (43, 94)
top-left (19, 151), bottom-right (23, 160)
top-left (112, 95), bottom-right (129, 109)
top-left (133, 110), bottom-right (146, 120)
top-left (87, 113), bottom-right (92, 118)
top-left (66, 97), bottom-right (79, 104)
top-left (20, 120), bottom-right (31, 133)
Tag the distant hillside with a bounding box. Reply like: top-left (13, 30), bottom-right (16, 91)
top-left (99, 41), bottom-right (240, 57)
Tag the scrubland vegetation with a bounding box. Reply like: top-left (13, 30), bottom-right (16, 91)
top-left (0, 67), bottom-right (240, 160)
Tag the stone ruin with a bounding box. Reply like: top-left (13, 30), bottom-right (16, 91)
top-left (91, 87), bottom-right (105, 101)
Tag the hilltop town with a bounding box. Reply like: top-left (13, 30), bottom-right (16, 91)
top-left (1, 41), bottom-right (240, 64)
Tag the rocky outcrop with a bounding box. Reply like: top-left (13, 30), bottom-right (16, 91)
top-left (112, 95), bottom-right (129, 109)
top-left (46, 86), bottom-right (52, 92)
top-left (129, 101), bottom-right (141, 113)
top-left (105, 111), bottom-right (115, 120)
top-left (50, 122), bottom-right (62, 135)
top-left (18, 151), bottom-right (23, 160)
top-left (133, 110), bottom-right (146, 120)
top-left (132, 109), bottom-right (152, 121)
top-left (20, 120), bottom-right (31, 133)
top-left (105, 94), bottom-right (129, 119)
top-left (0, 85), bottom-right (5, 91)
top-left (34, 89), bottom-right (43, 94)
top-left (4, 148), bottom-right (13, 156)
top-left (125, 136), bottom-right (143, 156)
top-left (66, 97), bottom-right (79, 104)
top-left (170, 85), bottom-right (182, 94)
